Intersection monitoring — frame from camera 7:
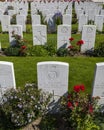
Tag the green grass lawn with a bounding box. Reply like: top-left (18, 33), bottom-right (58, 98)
top-left (0, 56), bottom-right (104, 94)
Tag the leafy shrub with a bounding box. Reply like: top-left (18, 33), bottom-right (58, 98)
top-left (0, 83), bottom-right (52, 128)
top-left (56, 47), bottom-right (69, 57)
top-left (85, 42), bottom-right (104, 57)
top-left (4, 34), bottom-right (27, 56)
top-left (27, 46), bottom-right (48, 56)
top-left (61, 85), bottom-right (100, 130)
top-left (4, 46), bottom-right (20, 56)
top-left (93, 42), bottom-right (104, 57)
top-left (44, 43), bottom-right (56, 56)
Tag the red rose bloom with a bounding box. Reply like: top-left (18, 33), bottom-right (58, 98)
top-left (74, 85), bottom-right (81, 92)
top-left (69, 37), bottom-right (74, 41)
top-left (68, 45), bottom-right (74, 49)
top-left (80, 85), bottom-right (85, 91)
top-left (77, 40), bottom-right (84, 45)
top-left (21, 45), bottom-right (26, 49)
top-left (67, 102), bottom-right (72, 108)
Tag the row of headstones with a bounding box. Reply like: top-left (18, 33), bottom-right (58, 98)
top-left (0, 15), bottom-right (27, 32)
top-left (30, 1), bottom-right (104, 32)
top-left (0, 12), bottom-right (103, 34)
top-left (0, 1), bottom-right (28, 15)
top-left (0, 61), bottom-right (104, 105)
top-left (7, 24), bottom-right (96, 53)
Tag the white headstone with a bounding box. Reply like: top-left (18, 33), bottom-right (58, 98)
top-left (57, 25), bottom-right (71, 49)
top-left (78, 15), bottom-right (88, 32)
top-left (1, 15), bottom-right (10, 32)
top-left (32, 25), bottom-right (47, 45)
top-left (81, 25), bottom-right (96, 53)
top-left (92, 62), bottom-right (104, 104)
top-left (94, 15), bottom-right (103, 32)
top-left (0, 61), bottom-right (16, 100)
top-left (9, 25), bottom-right (23, 43)
top-left (63, 14), bottom-right (72, 25)
top-left (16, 15), bottom-right (26, 32)
top-left (37, 61), bottom-right (69, 101)
top-left (31, 15), bottom-right (41, 25)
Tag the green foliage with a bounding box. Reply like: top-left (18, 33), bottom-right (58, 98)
top-left (56, 48), bottom-right (69, 57)
top-left (94, 42), bottom-right (104, 57)
top-left (11, 14), bottom-right (16, 24)
top-left (0, 83), bottom-right (52, 129)
top-left (44, 43), bottom-right (56, 56)
top-left (4, 46), bottom-right (20, 56)
top-left (27, 46), bottom-right (48, 56)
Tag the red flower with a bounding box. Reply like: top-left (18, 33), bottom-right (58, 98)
top-left (21, 45), bottom-right (26, 49)
top-left (77, 40), bottom-right (84, 45)
top-left (69, 37), bottom-right (74, 41)
top-left (89, 104), bottom-right (93, 113)
top-left (67, 94), bottom-right (71, 99)
top-left (74, 85), bottom-right (81, 92)
top-left (80, 85), bottom-right (85, 91)
top-left (68, 45), bottom-right (74, 49)
top-left (67, 102), bottom-right (73, 108)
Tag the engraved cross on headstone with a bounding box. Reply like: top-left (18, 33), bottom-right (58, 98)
top-left (34, 30), bottom-right (46, 44)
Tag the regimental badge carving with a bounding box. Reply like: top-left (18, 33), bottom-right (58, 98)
top-left (47, 71), bottom-right (57, 81)
top-left (87, 27), bottom-right (93, 33)
top-left (61, 27), bottom-right (68, 33)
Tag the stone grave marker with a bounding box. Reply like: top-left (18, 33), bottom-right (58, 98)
top-left (16, 15), bottom-right (26, 32)
top-left (1, 15), bottom-right (10, 32)
top-left (63, 14), bottom-right (72, 25)
top-left (9, 25), bottom-right (23, 43)
top-left (31, 14), bottom-right (41, 26)
top-left (57, 25), bottom-right (71, 49)
top-left (0, 61), bottom-right (16, 101)
top-left (78, 15), bottom-right (88, 32)
top-left (37, 61), bottom-right (69, 102)
top-left (32, 25), bottom-right (47, 45)
top-left (81, 25), bottom-right (96, 53)
top-left (92, 62), bottom-right (104, 104)
top-left (94, 15), bottom-right (103, 32)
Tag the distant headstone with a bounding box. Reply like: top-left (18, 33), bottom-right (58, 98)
top-left (31, 14), bottom-right (41, 25)
top-left (9, 25), bottom-right (23, 43)
top-left (92, 62), bottom-right (104, 104)
top-left (1, 15), bottom-right (10, 32)
top-left (57, 25), bottom-right (71, 49)
top-left (0, 61), bottom-right (16, 101)
top-left (63, 14), bottom-right (72, 25)
top-left (78, 15), bottom-right (88, 32)
top-left (37, 61), bottom-right (69, 102)
top-left (32, 25), bottom-right (47, 45)
top-left (81, 25), bottom-right (96, 53)
top-left (16, 15), bottom-right (26, 32)
top-left (94, 15), bottom-right (103, 32)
